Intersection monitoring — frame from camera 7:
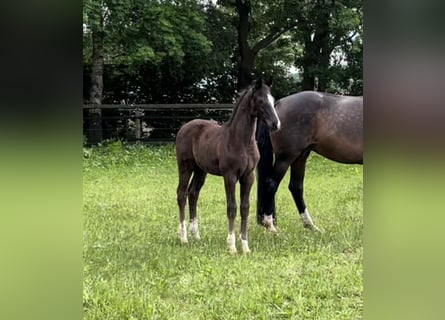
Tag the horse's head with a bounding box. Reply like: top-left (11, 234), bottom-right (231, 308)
top-left (251, 78), bottom-right (281, 132)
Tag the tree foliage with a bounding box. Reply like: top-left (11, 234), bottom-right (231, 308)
top-left (292, 0), bottom-right (363, 93)
top-left (83, 0), bottom-right (363, 105)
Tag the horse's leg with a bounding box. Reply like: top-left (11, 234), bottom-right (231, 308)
top-left (261, 156), bottom-right (293, 232)
top-left (289, 152), bottom-right (320, 231)
top-left (256, 121), bottom-right (275, 225)
top-left (187, 167), bottom-right (207, 240)
top-left (223, 174), bottom-right (238, 253)
top-left (239, 172), bottom-right (254, 254)
top-left (177, 161), bottom-right (193, 243)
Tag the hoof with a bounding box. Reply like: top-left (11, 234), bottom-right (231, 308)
top-left (303, 223), bottom-right (321, 232)
top-left (189, 219), bottom-right (200, 240)
top-left (227, 233), bottom-right (237, 254)
top-left (240, 237), bottom-right (251, 254)
top-left (300, 210), bottom-right (321, 232)
top-left (267, 224), bottom-right (279, 233)
top-left (178, 222), bottom-right (188, 243)
top-left (262, 214), bottom-right (278, 233)
top-left (228, 246), bottom-right (237, 254)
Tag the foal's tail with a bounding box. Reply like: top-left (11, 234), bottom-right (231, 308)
top-left (256, 120), bottom-right (274, 224)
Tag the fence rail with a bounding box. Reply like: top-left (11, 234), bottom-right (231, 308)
top-left (83, 104), bottom-right (234, 145)
top-left (83, 103), bottom-right (234, 110)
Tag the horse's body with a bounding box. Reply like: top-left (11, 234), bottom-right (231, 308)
top-left (256, 91), bottom-right (363, 231)
top-left (176, 79), bottom-right (280, 253)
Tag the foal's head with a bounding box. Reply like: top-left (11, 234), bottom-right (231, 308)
top-left (251, 78), bottom-right (281, 132)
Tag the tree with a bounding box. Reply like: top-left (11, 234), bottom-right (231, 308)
top-left (328, 2), bottom-right (363, 94)
top-left (217, 0), bottom-right (301, 90)
top-left (196, 2), bottom-right (238, 102)
top-left (84, 0), bottom-right (213, 103)
top-left (293, 0), bottom-right (363, 93)
top-left (84, 0), bottom-right (106, 143)
top-left (83, 0), bottom-right (363, 104)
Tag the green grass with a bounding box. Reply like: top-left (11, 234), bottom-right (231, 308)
top-left (83, 141), bottom-right (363, 319)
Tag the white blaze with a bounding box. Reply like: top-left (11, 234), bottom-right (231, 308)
top-left (267, 93), bottom-right (281, 130)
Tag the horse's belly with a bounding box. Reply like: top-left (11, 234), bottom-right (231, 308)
top-left (199, 162), bottom-right (222, 176)
top-left (194, 152), bottom-right (222, 175)
top-left (313, 142), bottom-right (363, 164)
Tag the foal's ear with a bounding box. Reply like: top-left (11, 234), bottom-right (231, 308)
top-left (264, 76), bottom-right (273, 87)
top-left (255, 78), bottom-right (263, 89)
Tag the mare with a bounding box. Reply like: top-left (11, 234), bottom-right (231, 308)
top-left (256, 91), bottom-right (363, 232)
top-left (176, 79), bottom-right (281, 253)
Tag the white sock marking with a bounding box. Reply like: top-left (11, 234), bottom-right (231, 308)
top-left (179, 221), bottom-right (188, 243)
top-left (241, 238), bottom-right (251, 254)
top-left (227, 232), bottom-right (237, 253)
top-left (189, 218), bottom-right (200, 239)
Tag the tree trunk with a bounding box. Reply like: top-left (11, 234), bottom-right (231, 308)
top-left (236, 0), bottom-right (254, 90)
top-left (88, 18), bottom-right (104, 145)
top-left (301, 71), bottom-right (315, 91)
top-left (315, 9), bottom-right (331, 92)
top-left (234, 0), bottom-right (298, 90)
top-left (301, 38), bottom-right (317, 91)
top-left (300, 6), bottom-right (331, 92)
top-left (238, 54), bottom-right (255, 91)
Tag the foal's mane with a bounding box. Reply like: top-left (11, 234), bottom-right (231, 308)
top-left (225, 86), bottom-right (253, 126)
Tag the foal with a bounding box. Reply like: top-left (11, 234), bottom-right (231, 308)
top-left (175, 79), bottom-right (280, 253)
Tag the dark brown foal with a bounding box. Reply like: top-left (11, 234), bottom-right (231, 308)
top-left (176, 79), bottom-right (280, 253)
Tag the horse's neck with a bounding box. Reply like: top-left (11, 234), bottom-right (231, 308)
top-left (226, 95), bottom-right (257, 145)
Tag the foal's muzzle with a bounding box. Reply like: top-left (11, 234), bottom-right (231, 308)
top-left (266, 118), bottom-right (281, 133)
top-left (270, 120), bottom-right (281, 132)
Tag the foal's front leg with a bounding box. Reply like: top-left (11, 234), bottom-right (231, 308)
top-left (223, 174), bottom-right (238, 254)
top-left (239, 172), bottom-right (254, 254)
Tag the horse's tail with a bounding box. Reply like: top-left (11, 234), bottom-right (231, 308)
top-left (256, 120), bottom-right (274, 224)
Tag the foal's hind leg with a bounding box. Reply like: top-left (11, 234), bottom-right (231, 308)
top-left (177, 161), bottom-right (193, 243)
top-left (188, 167), bottom-right (207, 240)
top-left (289, 152), bottom-right (320, 231)
top-left (239, 172), bottom-right (254, 254)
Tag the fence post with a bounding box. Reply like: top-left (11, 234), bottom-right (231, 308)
top-left (134, 108), bottom-right (143, 142)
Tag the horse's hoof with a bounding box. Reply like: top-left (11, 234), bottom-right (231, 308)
top-left (303, 223), bottom-right (321, 232)
top-left (191, 230), bottom-right (201, 240)
top-left (240, 238), bottom-right (251, 254)
top-left (180, 238), bottom-right (188, 244)
top-left (267, 225), bottom-right (279, 233)
top-left (228, 246), bottom-right (237, 254)
top-left (262, 214), bottom-right (278, 233)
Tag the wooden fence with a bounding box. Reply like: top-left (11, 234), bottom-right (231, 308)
top-left (83, 104), bottom-right (234, 145)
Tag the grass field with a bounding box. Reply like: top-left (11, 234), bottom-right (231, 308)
top-left (83, 141), bottom-right (363, 319)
